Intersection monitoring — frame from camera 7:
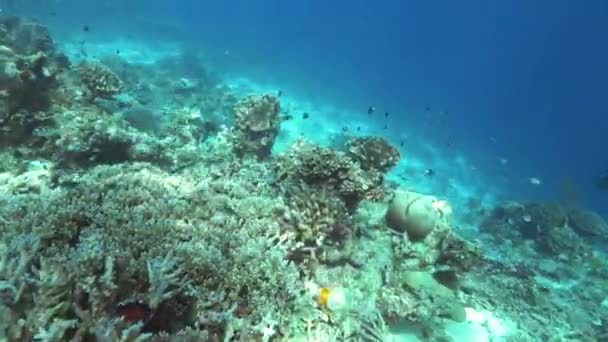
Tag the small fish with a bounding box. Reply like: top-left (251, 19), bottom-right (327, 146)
top-left (116, 301), bottom-right (151, 323)
top-left (528, 177), bottom-right (542, 185)
top-left (384, 112), bottom-right (389, 117)
top-left (424, 169), bottom-right (434, 176)
top-left (280, 114), bottom-right (293, 121)
top-left (425, 105), bottom-right (431, 112)
top-left (497, 157), bottom-right (508, 165)
top-left (302, 112), bottom-right (309, 119)
top-left (277, 90), bottom-right (283, 97)
top-left (116, 49), bottom-right (120, 55)
top-left (83, 25), bottom-right (90, 32)
top-left (383, 124), bottom-right (388, 130)
top-left (522, 214), bottom-right (532, 223)
top-left (342, 126), bottom-right (348, 132)
top-left (399, 141), bottom-right (404, 147)
top-left (356, 126), bottom-right (361, 131)
top-left (367, 106), bottom-right (375, 115)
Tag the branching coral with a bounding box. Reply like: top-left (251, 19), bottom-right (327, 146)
top-left (281, 184), bottom-right (350, 245)
top-left (146, 254), bottom-right (191, 310)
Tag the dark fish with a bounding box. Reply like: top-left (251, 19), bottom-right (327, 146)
top-left (116, 49), bottom-right (120, 55)
top-left (383, 124), bottom-right (388, 130)
top-left (597, 172), bottom-right (608, 190)
top-left (281, 114), bottom-right (293, 121)
top-left (399, 141), bottom-right (404, 147)
top-left (302, 112), bottom-right (309, 119)
top-left (342, 126), bottom-right (348, 132)
top-left (356, 126), bottom-right (361, 131)
top-left (425, 105), bottom-right (431, 112)
top-left (277, 90), bottom-right (283, 97)
top-left (83, 25), bottom-right (90, 32)
top-left (116, 301), bottom-right (151, 323)
top-left (368, 106), bottom-right (375, 115)
top-left (424, 169), bottom-right (434, 176)
top-left (384, 112), bottom-right (389, 117)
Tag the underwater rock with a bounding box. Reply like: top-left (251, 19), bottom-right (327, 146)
top-left (232, 94), bottom-right (281, 159)
top-left (79, 61), bottom-right (122, 100)
top-left (120, 106), bottom-right (163, 134)
top-left (401, 271), bottom-right (467, 322)
top-left (346, 136), bottom-right (401, 173)
top-left (385, 190), bottom-right (451, 241)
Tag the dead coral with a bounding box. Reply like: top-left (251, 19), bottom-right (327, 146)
top-left (79, 61), bottom-right (121, 100)
top-left (346, 136), bottom-right (401, 173)
top-left (232, 94), bottom-right (281, 159)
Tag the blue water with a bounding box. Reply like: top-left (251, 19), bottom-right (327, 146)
top-left (192, 0), bottom-right (608, 216)
top-left (9, 0), bottom-right (608, 216)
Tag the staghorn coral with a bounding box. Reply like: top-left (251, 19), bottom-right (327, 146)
top-left (275, 139), bottom-right (387, 211)
top-left (79, 61), bottom-right (122, 100)
top-left (346, 136), bottom-right (401, 173)
top-left (0, 162), bottom-right (307, 340)
top-left (232, 94), bottom-right (281, 159)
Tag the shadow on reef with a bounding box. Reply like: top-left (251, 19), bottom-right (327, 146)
top-left (2, 14), bottom-right (606, 342)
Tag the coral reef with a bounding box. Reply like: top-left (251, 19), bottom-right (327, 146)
top-left (4, 13), bottom-right (604, 342)
top-left (274, 139), bottom-right (387, 211)
top-left (79, 62), bottom-right (122, 100)
top-left (0, 15), bottom-right (55, 55)
top-left (232, 94), bottom-right (281, 159)
top-left (0, 16), bottom-right (64, 146)
top-left (346, 136), bottom-right (401, 173)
